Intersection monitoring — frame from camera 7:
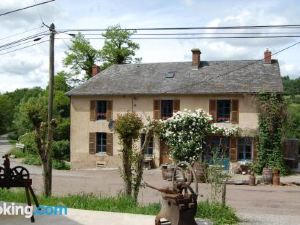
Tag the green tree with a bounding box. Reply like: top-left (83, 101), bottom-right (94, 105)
top-left (100, 25), bottom-right (141, 69)
top-left (0, 94), bottom-right (14, 134)
top-left (64, 33), bottom-right (100, 79)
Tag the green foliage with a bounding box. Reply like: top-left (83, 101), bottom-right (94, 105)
top-left (255, 93), bottom-right (287, 175)
top-left (101, 25), bottom-right (141, 69)
top-left (198, 200), bottom-right (239, 225)
top-left (53, 71), bottom-right (71, 92)
top-left (54, 91), bottom-right (70, 118)
top-left (282, 76), bottom-right (300, 96)
top-left (64, 33), bottom-right (100, 79)
top-left (115, 112), bottom-right (143, 141)
top-left (9, 147), bottom-right (27, 158)
top-left (54, 118), bottom-right (70, 141)
top-left (0, 189), bottom-right (238, 224)
top-left (19, 132), bottom-right (38, 154)
top-left (52, 140), bottom-right (70, 161)
top-left (52, 160), bottom-right (70, 170)
top-left (0, 94), bottom-right (14, 134)
top-left (114, 112), bottom-right (144, 199)
top-left (22, 154), bottom-right (41, 166)
top-left (286, 103), bottom-right (300, 138)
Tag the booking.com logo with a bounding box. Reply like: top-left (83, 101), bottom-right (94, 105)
top-left (0, 202), bottom-right (68, 218)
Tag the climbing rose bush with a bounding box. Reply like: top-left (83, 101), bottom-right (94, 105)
top-left (161, 109), bottom-right (238, 162)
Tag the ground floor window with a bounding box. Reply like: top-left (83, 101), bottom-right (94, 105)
top-left (238, 137), bottom-right (252, 160)
top-left (141, 134), bottom-right (154, 155)
top-left (96, 132), bottom-right (106, 153)
top-left (206, 136), bottom-right (229, 157)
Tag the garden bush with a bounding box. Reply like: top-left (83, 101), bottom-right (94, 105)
top-left (52, 140), bottom-right (70, 161)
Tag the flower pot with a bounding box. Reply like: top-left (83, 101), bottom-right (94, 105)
top-left (272, 169), bottom-right (280, 186)
top-left (262, 167), bottom-right (273, 184)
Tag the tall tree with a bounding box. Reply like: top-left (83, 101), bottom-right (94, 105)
top-left (63, 33), bottom-right (99, 79)
top-left (101, 25), bottom-right (141, 69)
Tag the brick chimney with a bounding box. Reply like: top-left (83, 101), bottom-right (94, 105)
top-left (191, 48), bottom-right (201, 68)
top-left (264, 49), bottom-right (272, 64)
top-left (92, 64), bottom-right (100, 76)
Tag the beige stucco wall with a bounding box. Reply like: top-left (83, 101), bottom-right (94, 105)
top-left (70, 94), bottom-right (258, 169)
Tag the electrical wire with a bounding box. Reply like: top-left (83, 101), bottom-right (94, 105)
top-left (0, 40), bottom-right (49, 56)
top-left (56, 35), bottom-right (300, 40)
top-left (0, 31), bottom-right (48, 50)
top-left (74, 31), bottom-right (300, 36)
top-left (0, 0), bottom-right (55, 17)
top-left (0, 26), bottom-right (45, 42)
top-left (58, 24), bottom-right (300, 32)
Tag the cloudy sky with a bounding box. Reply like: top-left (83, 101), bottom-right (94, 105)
top-left (0, 0), bottom-right (299, 92)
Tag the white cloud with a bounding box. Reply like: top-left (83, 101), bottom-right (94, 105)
top-left (0, 0), bottom-right (299, 92)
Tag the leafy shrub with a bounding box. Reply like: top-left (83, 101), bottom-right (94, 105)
top-left (22, 154), bottom-right (41, 166)
top-left (162, 109), bottom-right (238, 162)
top-left (54, 118), bottom-right (70, 141)
top-left (9, 147), bottom-right (26, 158)
top-left (52, 140), bottom-right (70, 161)
top-left (53, 160), bottom-right (70, 170)
top-left (19, 132), bottom-right (38, 154)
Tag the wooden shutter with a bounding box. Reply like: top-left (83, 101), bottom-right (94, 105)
top-left (230, 137), bottom-right (237, 161)
top-left (209, 100), bottom-right (217, 122)
top-left (173, 100), bottom-right (180, 114)
top-left (89, 133), bottom-right (96, 154)
top-left (90, 101), bottom-right (96, 121)
top-left (153, 100), bottom-right (161, 119)
top-left (106, 101), bottom-right (113, 121)
top-left (106, 133), bottom-right (113, 156)
top-left (231, 100), bottom-right (239, 124)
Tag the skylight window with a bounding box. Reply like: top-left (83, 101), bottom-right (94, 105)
top-left (165, 71), bottom-right (175, 78)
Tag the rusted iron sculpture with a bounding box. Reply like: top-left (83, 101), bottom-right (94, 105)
top-left (145, 162), bottom-right (199, 225)
top-left (0, 154), bottom-right (39, 223)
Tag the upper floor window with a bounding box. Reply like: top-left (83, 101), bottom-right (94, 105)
top-left (96, 100), bottom-right (108, 120)
top-left (217, 100), bottom-right (231, 122)
top-left (161, 100), bottom-right (173, 119)
top-left (238, 137), bottom-right (252, 161)
top-left (96, 132), bottom-right (106, 153)
top-left (141, 134), bottom-right (154, 155)
top-left (209, 99), bottom-right (239, 124)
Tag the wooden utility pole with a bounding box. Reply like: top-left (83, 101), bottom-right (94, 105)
top-left (44, 23), bottom-right (55, 197)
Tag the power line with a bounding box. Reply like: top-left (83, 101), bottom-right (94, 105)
top-left (0, 40), bottom-right (48, 56)
top-left (0, 0), bottom-right (55, 17)
top-left (75, 31), bottom-right (300, 36)
top-left (56, 35), bottom-right (300, 40)
top-left (0, 26), bottom-right (45, 42)
top-left (58, 24), bottom-right (300, 32)
top-left (0, 31), bottom-right (48, 49)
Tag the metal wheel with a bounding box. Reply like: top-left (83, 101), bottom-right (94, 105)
top-left (0, 166), bottom-right (5, 180)
top-left (12, 166), bottom-right (30, 180)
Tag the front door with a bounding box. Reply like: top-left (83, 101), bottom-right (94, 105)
top-left (160, 140), bottom-right (172, 164)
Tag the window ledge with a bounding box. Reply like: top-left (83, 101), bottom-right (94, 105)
top-left (96, 152), bottom-right (107, 157)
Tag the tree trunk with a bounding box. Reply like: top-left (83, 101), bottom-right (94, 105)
top-left (42, 156), bottom-right (52, 197)
top-left (122, 140), bottom-right (132, 196)
top-left (133, 130), bottom-right (151, 201)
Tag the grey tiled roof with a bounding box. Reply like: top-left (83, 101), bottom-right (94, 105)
top-left (66, 60), bottom-right (283, 96)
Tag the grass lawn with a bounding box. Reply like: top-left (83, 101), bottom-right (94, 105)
top-left (0, 189), bottom-right (238, 225)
